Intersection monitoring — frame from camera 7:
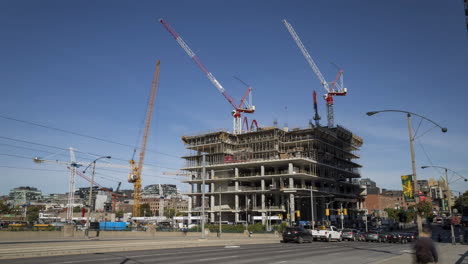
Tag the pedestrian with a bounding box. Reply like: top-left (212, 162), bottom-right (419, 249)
top-left (414, 226), bottom-right (438, 264)
top-left (182, 227), bottom-right (187, 237)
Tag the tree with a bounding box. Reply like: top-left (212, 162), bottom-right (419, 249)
top-left (416, 201), bottom-right (433, 217)
top-left (27, 206), bottom-right (40, 223)
top-left (139, 203), bottom-right (151, 216)
top-left (73, 206), bottom-right (83, 213)
top-left (164, 208), bottom-right (176, 219)
top-left (116, 210), bottom-right (124, 218)
top-left (384, 208), bottom-right (401, 222)
top-left (0, 200), bottom-right (11, 214)
top-left (454, 191), bottom-right (468, 212)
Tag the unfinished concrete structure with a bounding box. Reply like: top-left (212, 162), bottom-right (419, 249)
top-left (181, 125), bottom-right (363, 226)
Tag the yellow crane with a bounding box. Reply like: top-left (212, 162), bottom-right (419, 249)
top-left (128, 60), bottom-right (160, 217)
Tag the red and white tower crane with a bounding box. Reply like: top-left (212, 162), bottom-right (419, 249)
top-left (283, 19), bottom-right (346, 128)
top-left (160, 19), bottom-right (255, 134)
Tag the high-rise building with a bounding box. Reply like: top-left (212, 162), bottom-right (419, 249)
top-left (8, 186), bottom-right (42, 207)
top-left (181, 125), bottom-right (363, 225)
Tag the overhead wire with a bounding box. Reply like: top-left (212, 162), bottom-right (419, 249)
top-left (0, 114), bottom-right (181, 158)
top-left (0, 135), bottom-right (181, 170)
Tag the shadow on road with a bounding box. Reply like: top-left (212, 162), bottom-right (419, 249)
top-left (94, 252), bottom-right (145, 264)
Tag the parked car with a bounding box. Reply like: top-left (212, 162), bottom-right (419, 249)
top-left (401, 232), bottom-right (417, 242)
top-left (377, 231), bottom-right (391, 243)
top-left (311, 226), bottom-right (342, 242)
top-left (356, 231), bottom-right (367, 241)
top-left (282, 226), bottom-right (313, 244)
top-left (365, 230), bottom-right (380, 242)
top-left (341, 229), bottom-right (359, 241)
top-left (388, 232), bottom-right (409, 243)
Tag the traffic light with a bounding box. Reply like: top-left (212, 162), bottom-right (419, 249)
top-left (337, 209), bottom-right (341, 215)
top-left (325, 209), bottom-right (330, 216)
top-left (296, 210), bottom-right (300, 217)
top-left (343, 209), bottom-right (348, 215)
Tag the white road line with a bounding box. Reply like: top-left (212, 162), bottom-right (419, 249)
top-left (199, 255), bottom-right (238, 261)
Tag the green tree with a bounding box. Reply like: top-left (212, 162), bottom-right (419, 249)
top-left (140, 203), bottom-right (151, 216)
top-left (164, 208), bottom-right (177, 219)
top-left (27, 206), bottom-right (40, 223)
top-left (384, 208), bottom-right (401, 222)
top-left (73, 206), bottom-right (83, 213)
top-left (454, 191), bottom-right (468, 212)
top-left (116, 210), bottom-right (124, 218)
top-left (416, 201), bottom-right (433, 217)
top-left (0, 200), bottom-right (11, 214)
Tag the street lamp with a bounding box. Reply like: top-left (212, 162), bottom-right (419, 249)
top-left (367, 109), bottom-right (447, 235)
top-left (83, 156), bottom-right (111, 237)
top-left (421, 165), bottom-right (467, 245)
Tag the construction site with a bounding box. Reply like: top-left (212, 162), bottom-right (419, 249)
top-left (157, 19), bottom-right (365, 227)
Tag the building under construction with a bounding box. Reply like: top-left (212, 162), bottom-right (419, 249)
top-left (181, 124), bottom-right (364, 226)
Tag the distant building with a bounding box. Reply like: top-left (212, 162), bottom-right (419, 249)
top-left (140, 196), bottom-right (188, 216)
top-left (8, 186), bottom-right (42, 207)
top-left (359, 178), bottom-right (380, 195)
top-left (142, 184), bottom-right (178, 197)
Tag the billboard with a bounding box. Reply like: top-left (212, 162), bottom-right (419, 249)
top-left (401, 175), bottom-right (415, 202)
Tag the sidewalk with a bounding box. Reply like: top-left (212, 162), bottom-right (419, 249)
top-left (379, 243), bottom-right (468, 264)
top-left (0, 233), bottom-right (281, 260)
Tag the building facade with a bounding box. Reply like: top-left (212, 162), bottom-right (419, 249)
top-left (181, 125), bottom-right (363, 225)
top-left (8, 186), bottom-right (43, 207)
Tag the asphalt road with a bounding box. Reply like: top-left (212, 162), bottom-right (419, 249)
top-left (0, 240), bottom-right (411, 264)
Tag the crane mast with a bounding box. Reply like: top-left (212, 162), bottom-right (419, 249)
top-left (128, 60), bottom-right (160, 217)
top-left (282, 19), bottom-right (346, 128)
top-left (160, 19), bottom-right (255, 134)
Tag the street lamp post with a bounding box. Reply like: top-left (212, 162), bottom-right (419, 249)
top-left (367, 110), bottom-right (447, 235)
top-left (83, 156), bottom-right (111, 238)
top-left (421, 165), bottom-right (467, 245)
top-left (201, 153), bottom-right (206, 239)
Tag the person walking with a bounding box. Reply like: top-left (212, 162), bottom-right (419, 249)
top-left (414, 227), bottom-right (438, 264)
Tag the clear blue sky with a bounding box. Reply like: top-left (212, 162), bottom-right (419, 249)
top-left (1, 0), bottom-right (467, 196)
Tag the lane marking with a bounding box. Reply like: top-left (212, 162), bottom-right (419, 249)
top-left (199, 255), bottom-right (238, 261)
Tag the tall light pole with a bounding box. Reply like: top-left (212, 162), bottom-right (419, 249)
top-left (201, 153), bottom-right (206, 239)
top-left (83, 156), bottom-right (111, 238)
top-left (367, 110), bottom-right (447, 235)
top-left (421, 165), bottom-right (467, 245)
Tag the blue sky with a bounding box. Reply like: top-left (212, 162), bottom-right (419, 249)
top-left (1, 0), bottom-right (467, 196)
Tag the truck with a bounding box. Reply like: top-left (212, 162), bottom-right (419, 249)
top-left (310, 226), bottom-right (342, 242)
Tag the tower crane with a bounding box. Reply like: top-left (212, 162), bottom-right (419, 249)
top-left (283, 19), bottom-right (347, 128)
top-left (160, 19), bottom-right (255, 134)
top-left (68, 167), bottom-right (129, 212)
top-left (33, 148), bottom-right (128, 222)
top-left (128, 60), bottom-right (160, 217)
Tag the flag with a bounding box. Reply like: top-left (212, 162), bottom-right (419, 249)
top-left (401, 175), bottom-right (415, 202)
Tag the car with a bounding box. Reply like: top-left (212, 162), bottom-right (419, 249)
top-left (377, 231), bottom-right (391, 243)
top-left (365, 230), bottom-right (380, 242)
top-left (401, 232), bottom-right (417, 242)
top-left (356, 231), bottom-right (367, 241)
top-left (434, 217), bottom-right (443, 224)
top-left (282, 226), bottom-right (313, 244)
top-left (388, 232), bottom-right (409, 243)
top-left (341, 229), bottom-right (359, 241)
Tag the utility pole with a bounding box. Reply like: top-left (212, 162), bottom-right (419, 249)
top-left (407, 113), bottom-right (422, 235)
top-left (218, 186), bottom-right (222, 238)
top-left (340, 203), bottom-right (344, 230)
top-left (310, 186), bottom-right (315, 228)
top-left (85, 162), bottom-right (96, 238)
top-left (201, 153), bottom-right (206, 239)
top-left (444, 168), bottom-right (455, 245)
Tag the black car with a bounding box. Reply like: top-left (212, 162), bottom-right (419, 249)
top-left (282, 226), bottom-right (313, 244)
top-left (388, 232), bottom-right (409, 243)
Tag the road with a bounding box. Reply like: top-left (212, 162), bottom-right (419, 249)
top-left (0, 241), bottom-right (411, 264)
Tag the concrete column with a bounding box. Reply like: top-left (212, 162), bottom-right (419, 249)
top-left (188, 196), bottom-right (193, 224)
top-left (210, 195), bottom-right (215, 222)
top-left (211, 169), bottom-right (214, 180)
top-left (261, 166), bottom-right (265, 176)
top-left (235, 168), bottom-right (239, 178)
top-left (235, 181), bottom-right (239, 191)
top-left (290, 194), bottom-right (295, 222)
top-left (288, 163), bottom-right (293, 174)
top-left (211, 183), bottom-right (215, 193)
top-left (234, 194), bottom-right (239, 223)
top-left (301, 179), bottom-right (305, 188)
top-left (261, 194), bottom-right (266, 225)
top-left (261, 179), bottom-right (265, 191)
top-left (289, 177), bottom-right (294, 189)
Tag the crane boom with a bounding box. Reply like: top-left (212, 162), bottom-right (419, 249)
top-left (128, 60), bottom-right (160, 217)
top-left (160, 19), bottom-right (255, 134)
top-left (282, 19), bottom-right (330, 93)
